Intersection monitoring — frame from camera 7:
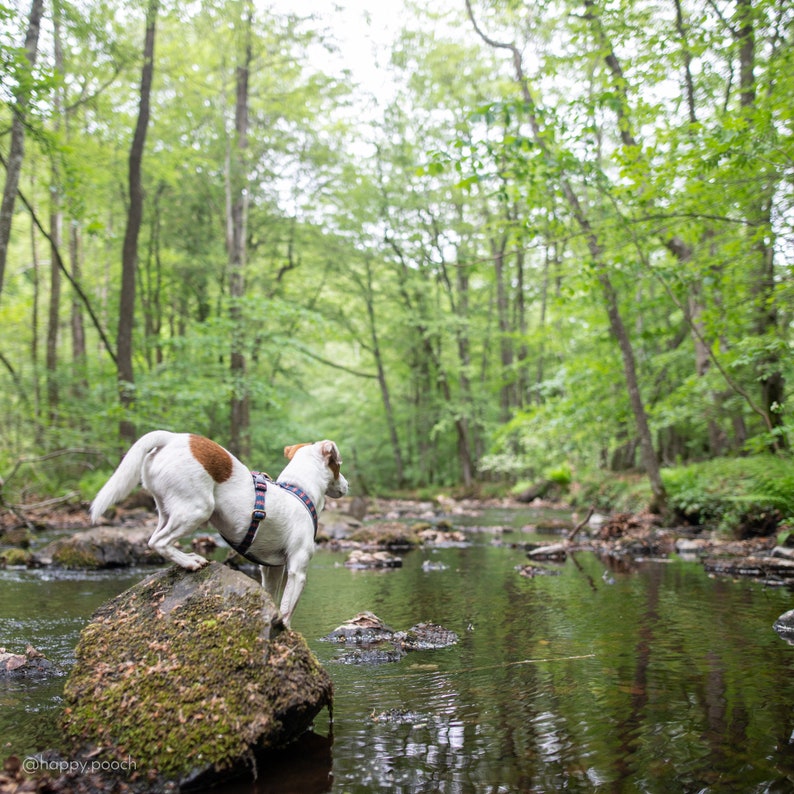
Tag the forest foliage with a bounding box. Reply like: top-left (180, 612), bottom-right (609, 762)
top-left (0, 0), bottom-right (792, 507)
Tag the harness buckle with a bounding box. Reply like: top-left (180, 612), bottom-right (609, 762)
top-left (252, 509), bottom-right (266, 521)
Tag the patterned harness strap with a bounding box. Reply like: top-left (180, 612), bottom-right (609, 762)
top-left (225, 471), bottom-right (269, 561)
top-left (276, 481), bottom-right (319, 540)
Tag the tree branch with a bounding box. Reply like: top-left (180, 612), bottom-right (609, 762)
top-left (0, 153), bottom-right (118, 366)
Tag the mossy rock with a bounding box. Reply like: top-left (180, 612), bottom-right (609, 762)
top-left (33, 527), bottom-right (163, 569)
top-left (0, 547), bottom-right (31, 566)
top-left (347, 521), bottom-right (419, 549)
top-left (60, 562), bottom-right (333, 787)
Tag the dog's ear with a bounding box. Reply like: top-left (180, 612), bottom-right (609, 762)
top-left (284, 442), bottom-right (311, 461)
top-left (320, 440), bottom-right (342, 479)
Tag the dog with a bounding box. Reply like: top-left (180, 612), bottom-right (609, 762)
top-left (90, 431), bottom-right (348, 625)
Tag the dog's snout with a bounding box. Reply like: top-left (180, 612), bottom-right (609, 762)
top-left (329, 474), bottom-right (349, 499)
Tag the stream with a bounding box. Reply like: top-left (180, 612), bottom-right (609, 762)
top-left (3, 506), bottom-right (794, 792)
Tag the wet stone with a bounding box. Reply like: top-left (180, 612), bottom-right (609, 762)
top-left (774, 609), bottom-right (794, 643)
top-left (32, 527), bottom-right (163, 569)
top-left (344, 549), bottom-right (403, 569)
top-left (0, 645), bottom-right (63, 679)
top-left (395, 622), bottom-right (459, 651)
top-left (322, 611), bottom-right (398, 644)
top-left (516, 564), bottom-right (562, 578)
top-left (322, 612), bottom-right (457, 665)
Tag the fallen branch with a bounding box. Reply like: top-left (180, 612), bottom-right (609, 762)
top-left (568, 505), bottom-right (595, 541)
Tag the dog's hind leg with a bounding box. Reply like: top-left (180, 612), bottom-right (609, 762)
top-left (148, 500), bottom-right (213, 570)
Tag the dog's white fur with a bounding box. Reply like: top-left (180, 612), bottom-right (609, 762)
top-left (90, 431), bottom-right (348, 625)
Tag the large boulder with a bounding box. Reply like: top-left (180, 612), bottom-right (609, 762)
top-left (60, 561), bottom-right (333, 788)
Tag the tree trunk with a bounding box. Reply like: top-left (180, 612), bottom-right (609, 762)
top-left (465, 0), bottom-right (667, 509)
top-left (117, 0), bottom-right (157, 443)
top-left (0, 0), bottom-right (44, 299)
top-left (47, 0), bottom-right (64, 420)
top-left (735, 0), bottom-right (786, 450)
top-left (29, 186), bottom-right (41, 430)
top-left (46, 199), bottom-right (62, 420)
top-left (70, 221), bottom-right (87, 396)
top-left (363, 257), bottom-right (405, 486)
top-left (227, 0), bottom-right (253, 460)
top-left (491, 235), bottom-right (513, 421)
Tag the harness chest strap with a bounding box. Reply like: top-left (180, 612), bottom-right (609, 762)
top-left (224, 471), bottom-right (319, 564)
top-left (226, 470), bottom-right (270, 559)
top-left (276, 481), bottom-right (319, 539)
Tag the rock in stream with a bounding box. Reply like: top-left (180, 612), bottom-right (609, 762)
top-left (59, 561), bottom-right (332, 789)
top-left (32, 526), bottom-right (164, 569)
top-left (322, 611), bottom-right (458, 664)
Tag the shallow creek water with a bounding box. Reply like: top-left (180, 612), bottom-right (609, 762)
top-left (3, 507), bottom-right (794, 792)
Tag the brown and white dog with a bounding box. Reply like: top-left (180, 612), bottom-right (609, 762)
top-left (90, 431), bottom-right (348, 625)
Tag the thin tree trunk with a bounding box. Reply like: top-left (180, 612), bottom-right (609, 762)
top-left (29, 175), bottom-right (41, 431)
top-left (363, 257), bottom-right (405, 486)
top-left (228, 0), bottom-right (253, 459)
top-left (46, 0), bottom-right (64, 420)
top-left (46, 200), bottom-right (61, 420)
top-left (491, 236), bottom-right (513, 420)
top-left (70, 221), bottom-right (87, 394)
top-left (117, 0), bottom-right (157, 443)
top-left (0, 0), bottom-right (44, 299)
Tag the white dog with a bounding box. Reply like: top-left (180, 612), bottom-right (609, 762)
top-left (90, 431), bottom-right (348, 625)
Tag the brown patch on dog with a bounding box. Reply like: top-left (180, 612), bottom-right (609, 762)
top-left (284, 442), bottom-right (312, 461)
top-left (189, 434), bottom-right (233, 483)
top-left (321, 441), bottom-right (342, 479)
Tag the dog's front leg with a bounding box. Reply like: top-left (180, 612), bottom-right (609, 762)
top-left (260, 565), bottom-right (285, 602)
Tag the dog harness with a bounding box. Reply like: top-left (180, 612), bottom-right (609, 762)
top-left (223, 471), bottom-right (318, 566)
top-left (276, 481), bottom-right (319, 537)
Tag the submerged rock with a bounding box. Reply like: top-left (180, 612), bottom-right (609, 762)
top-left (322, 612), bottom-right (457, 665)
top-left (32, 526), bottom-right (163, 569)
top-left (516, 563), bottom-right (562, 578)
top-left (344, 549), bottom-right (403, 569)
top-left (323, 611), bottom-right (398, 644)
top-left (396, 622), bottom-right (458, 651)
top-left (0, 645), bottom-right (62, 678)
top-left (60, 561), bottom-right (332, 788)
top-left (774, 609), bottom-right (794, 644)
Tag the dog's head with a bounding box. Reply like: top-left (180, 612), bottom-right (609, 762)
top-left (284, 440), bottom-right (348, 498)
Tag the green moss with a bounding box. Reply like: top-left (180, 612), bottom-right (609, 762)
top-left (51, 544), bottom-right (103, 569)
top-left (348, 522), bottom-right (419, 548)
top-left (0, 547), bottom-right (31, 566)
top-left (60, 563), bottom-right (332, 779)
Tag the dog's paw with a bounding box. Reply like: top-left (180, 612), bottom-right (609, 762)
top-left (183, 553), bottom-right (210, 570)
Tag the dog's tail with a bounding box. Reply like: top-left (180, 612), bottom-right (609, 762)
top-left (90, 430), bottom-right (174, 523)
